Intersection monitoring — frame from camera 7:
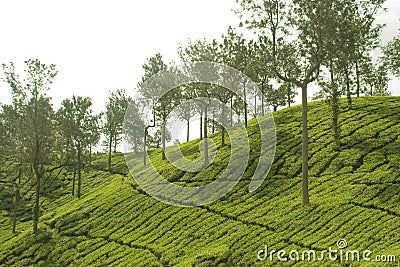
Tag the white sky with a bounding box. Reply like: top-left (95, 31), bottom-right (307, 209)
top-left (0, 0), bottom-right (399, 114)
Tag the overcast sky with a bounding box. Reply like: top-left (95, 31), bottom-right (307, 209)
top-left (1, 0), bottom-right (399, 113)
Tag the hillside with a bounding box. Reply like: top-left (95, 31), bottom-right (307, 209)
top-left (0, 96), bottom-right (399, 266)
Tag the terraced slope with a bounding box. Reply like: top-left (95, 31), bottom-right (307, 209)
top-left (0, 97), bottom-right (399, 266)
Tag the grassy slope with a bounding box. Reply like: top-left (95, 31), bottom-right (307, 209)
top-left (0, 97), bottom-right (399, 266)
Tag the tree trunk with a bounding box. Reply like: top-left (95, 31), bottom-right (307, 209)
top-left (261, 80), bottom-right (265, 116)
top-left (12, 170), bottom-right (21, 234)
top-left (108, 134), bottom-right (112, 170)
top-left (332, 98), bottom-right (340, 150)
top-left (33, 169), bottom-right (40, 233)
top-left (162, 118), bottom-right (166, 160)
top-left (133, 131), bottom-right (138, 154)
top-left (287, 84), bottom-right (292, 107)
top-left (330, 60), bottom-right (340, 151)
top-left (301, 84), bottom-right (309, 205)
top-left (144, 128), bottom-right (147, 166)
top-left (65, 139), bottom-right (70, 166)
top-left (89, 145), bottom-right (92, 166)
top-left (32, 88), bottom-right (40, 234)
top-left (345, 67), bottom-right (352, 109)
top-left (221, 104), bottom-right (226, 147)
top-left (243, 79), bottom-right (248, 128)
top-left (33, 138), bottom-right (41, 234)
top-left (186, 119), bottom-right (190, 142)
top-left (113, 133), bottom-right (118, 153)
top-left (200, 109), bottom-right (203, 140)
top-left (77, 146), bottom-right (82, 198)
top-left (254, 92), bottom-right (257, 118)
top-left (212, 108), bottom-right (215, 134)
top-left (203, 104), bottom-right (209, 167)
top-left (72, 163), bottom-right (76, 196)
top-left (12, 184), bottom-right (20, 234)
top-left (230, 98), bottom-right (233, 126)
top-left (355, 60), bottom-right (361, 98)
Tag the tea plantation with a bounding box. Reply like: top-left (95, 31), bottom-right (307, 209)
top-left (0, 97), bottom-right (399, 266)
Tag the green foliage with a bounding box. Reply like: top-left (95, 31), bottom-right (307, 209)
top-left (2, 59), bottom-right (58, 233)
top-left (103, 89), bottom-right (132, 169)
top-left (383, 34), bottom-right (400, 77)
top-left (1, 97), bottom-right (400, 266)
top-left (147, 127), bottom-right (172, 149)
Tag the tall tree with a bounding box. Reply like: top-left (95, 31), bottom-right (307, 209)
top-left (314, 77), bottom-right (342, 150)
top-left (153, 66), bottom-right (180, 161)
top-left (179, 39), bottom-right (220, 166)
top-left (2, 59), bottom-right (57, 233)
top-left (0, 104), bottom-right (25, 234)
top-left (56, 99), bottom-right (75, 167)
top-left (123, 100), bottom-right (145, 153)
top-left (352, 0), bottom-right (386, 99)
top-left (254, 36), bottom-right (298, 113)
top-left (103, 89), bottom-right (131, 170)
top-left (174, 87), bottom-right (196, 142)
top-left (237, 0), bottom-right (333, 205)
top-left (212, 35), bottom-right (234, 146)
top-left (281, 82), bottom-right (296, 108)
top-left (147, 127), bottom-right (172, 149)
top-left (364, 63), bottom-right (390, 96)
top-left (253, 36), bottom-right (279, 115)
top-left (384, 33), bottom-right (400, 77)
top-left (317, 0), bottom-right (359, 150)
top-left (266, 83), bottom-right (287, 112)
top-left (86, 113), bottom-right (101, 166)
top-left (58, 96), bottom-right (96, 198)
top-left (137, 53), bottom-right (169, 161)
top-left (220, 28), bottom-right (254, 127)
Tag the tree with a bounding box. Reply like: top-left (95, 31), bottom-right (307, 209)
top-left (153, 67), bottom-right (180, 161)
top-left (137, 53), bottom-right (171, 161)
top-left (174, 87), bottom-right (197, 142)
top-left (213, 86), bottom-right (231, 147)
top-left (237, 0), bottom-right (332, 205)
top-left (179, 39), bottom-right (220, 166)
top-left (355, 56), bottom-right (390, 97)
top-left (365, 63), bottom-right (390, 96)
top-left (372, 64), bottom-right (390, 96)
top-left (103, 89), bottom-right (131, 170)
top-left (0, 104), bottom-right (25, 234)
top-left (281, 82), bottom-right (296, 108)
top-left (56, 98), bottom-right (76, 194)
top-left (147, 127), bottom-right (172, 149)
top-left (56, 98), bottom-right (75, 167)
top-left (58, 96), bottom-right (96, 198)
top-left (266, 83), bottom-right (287, 112)
top-left (219, 28), bottom-right (254, 127)
top-left (86, 113), bottom-right (101, 166)
top-left (211, 35), bottom-right (235, 145)
top-left (252, 37), bottom-right (298, 114)
top-left (123, 100), bottom-right (145, 154)
top-left (384, 33), bottom-right (400, 77)
top-left (352, 0), bottom-right (386, 99)
top-left (314, 78), bottom-right (342, 150)
top-left (252, 37), bottom-right (268, 116)
top-left (315, 0), bottom-right (360, 151)
top-left (2, 59), bottom-right (57, 233)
